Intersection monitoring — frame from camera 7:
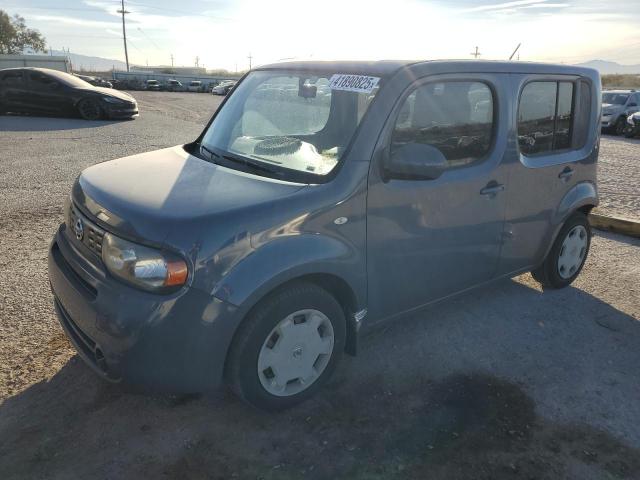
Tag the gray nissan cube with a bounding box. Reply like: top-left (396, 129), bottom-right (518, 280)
top-left (48, 60), bottom-right (600, 410)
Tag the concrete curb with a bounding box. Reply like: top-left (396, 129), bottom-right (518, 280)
top-left (589, 213), bottom-right (640, 239)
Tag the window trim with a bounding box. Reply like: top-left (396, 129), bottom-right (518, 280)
top-left (517, 78), bottom-right (577, 158)
top-left (386, 77), bottom-right (498, 173)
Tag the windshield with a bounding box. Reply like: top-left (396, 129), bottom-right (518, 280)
top-left (201, 70), bottom-right (381, 181)
top-left (602, 93), bottom-right (629, 105)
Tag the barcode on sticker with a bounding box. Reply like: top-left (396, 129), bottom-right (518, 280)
top-left (329, 74), bottom-right (380, 93)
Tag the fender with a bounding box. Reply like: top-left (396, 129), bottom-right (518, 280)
top-left (211, 233), bottom-right (366, 321)
top-left (545, 180), bottom-right (598, 257)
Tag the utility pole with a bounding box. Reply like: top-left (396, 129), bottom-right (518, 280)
top-left (117, 0), bottom-right (130, 72)
top-left (195, 56), bottom-right (199, 68)
top-left (170, 54), bottom-right (174, 67)
top-left (470, 46), bottom-right (481, 59)
top-left (247, 53), bottom-right (252, 70)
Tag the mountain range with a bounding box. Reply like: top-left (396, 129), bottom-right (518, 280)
top-left (575, 60), bottom-right (640, 75)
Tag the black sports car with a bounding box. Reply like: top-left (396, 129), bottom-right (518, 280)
top-left (0, 67), bottom-right (138, 120)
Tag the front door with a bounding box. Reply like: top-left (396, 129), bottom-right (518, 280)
top-left (367, 74), bottom-right (509, 321)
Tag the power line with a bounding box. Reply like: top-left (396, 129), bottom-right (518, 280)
top-left (136, 27), bottom-right (161, 50)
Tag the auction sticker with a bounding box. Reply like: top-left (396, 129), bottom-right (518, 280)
top-left (329, 74), bottom-right (380, 93)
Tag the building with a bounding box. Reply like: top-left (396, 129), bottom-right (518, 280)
top-left (0, 54), bottom-right (70, 72)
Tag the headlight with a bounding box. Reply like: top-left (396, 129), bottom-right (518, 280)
top-left (102, 233), bottom-right (188, 292)
top-left (102, 96), bottom-right (125, 104)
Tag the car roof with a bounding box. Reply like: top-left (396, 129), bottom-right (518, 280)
top-left (255, 59), bottom-right (598, 78)
top-left (603, 89), bottom-right (634, 93)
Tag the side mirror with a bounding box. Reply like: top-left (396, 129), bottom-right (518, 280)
top-left (628, 103), bottom-right (638, 107)
top-left (385, 143), bottom-right (448, 180)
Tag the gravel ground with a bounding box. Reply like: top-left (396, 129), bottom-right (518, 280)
top-left (0, 92), bottom-right (639, 479)
top-left (597, 134), bottom-right (640, 221)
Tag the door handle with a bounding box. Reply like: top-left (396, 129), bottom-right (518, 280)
top-left (558, 167), bottom-right (574, 182)
top-left (480, 183), bottom-right (505, 197)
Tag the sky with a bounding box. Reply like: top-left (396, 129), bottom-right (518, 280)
top-left (5, 0), bottom-right (640, 71)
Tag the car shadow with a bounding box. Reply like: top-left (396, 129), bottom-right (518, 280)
top-left (0, 114), bottom-right (121, 132)
top-left (1, 277), bottom-right (640, 479)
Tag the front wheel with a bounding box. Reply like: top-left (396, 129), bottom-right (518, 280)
top-left (531, 212), bottom-right (591, 289)
top-left (226, 282), bottom-right (346, 411)
top-left (614, 117), bottom-right (627, 136)
top-left (77, 99), bottom-right (103, 120)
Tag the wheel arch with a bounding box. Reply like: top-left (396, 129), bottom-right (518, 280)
top-left (544, 181), bottom-right (597, 260)
top-left (228, 271), bottom-right (361, 363)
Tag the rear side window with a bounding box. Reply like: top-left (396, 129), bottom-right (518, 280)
top-left (518, 81), bottom-right (574, 155)
top-left (392, 81), bottom-right (494, 168)
top-left (1, 71), bottom-right (24, 85)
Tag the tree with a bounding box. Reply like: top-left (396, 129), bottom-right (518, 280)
top-left (0, 10), bottom-right (46, 54)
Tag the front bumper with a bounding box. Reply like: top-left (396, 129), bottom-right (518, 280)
top-left (48, 224), bottom-right (238, 393)
top-left (103, 103), bottom-right (139, 119)
top-left (601, 114), bottom-right (616, 128)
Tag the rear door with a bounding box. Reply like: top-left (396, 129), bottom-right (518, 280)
top-left (366, 74), bottom-right (510, 321)
top-left (25, 71), bottom-right (73, 114)
top-left (497, 75), bottom-right (595, 274)
top-left (0, 70), bottom-right (28, 111)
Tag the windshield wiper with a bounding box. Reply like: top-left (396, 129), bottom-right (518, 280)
top-left (200, 143), bottom-right (283, 178)
top-left (200, 144), bottom-right (221, 162)
top-left (222, 153), bottom-right (282, 176)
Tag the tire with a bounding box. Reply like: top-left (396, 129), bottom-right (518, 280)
top-left (614, 117), bottom-right (627, 136)
top-left (531, 211), bottom-right (591, 289)
top-left (77, 99), bottom-right (103, 120)
top-left (226, 282), bottom-right (346, 411)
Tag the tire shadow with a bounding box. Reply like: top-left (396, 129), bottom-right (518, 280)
top-left (0, 114), bottom-right (121, 132)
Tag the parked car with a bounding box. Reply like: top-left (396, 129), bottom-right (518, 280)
top-left (48, 60), bottom-right (600, 410)
top-left (623, 111), bottom-right (640, 138)
top-left (0, 67), bottom-right (138, 120)
top-left (165, 79), bottom-right (184, 92)
top-left (145, 79), bottom-right (161, 91)
top-left (188, 80), bottom-right (202, 92)
top-left (74, 73), bottom-right (113, 89)
top-left (601, 89), bottom-right (639, 135)
top-left (212, 80), bottom-right (236, 95)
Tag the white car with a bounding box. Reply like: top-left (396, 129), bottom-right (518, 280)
top-left (188, 81), bottom-right (202, 92)
top-left (212, 81), bottom-right (236, 95)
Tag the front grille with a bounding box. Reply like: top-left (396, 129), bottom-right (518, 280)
top-left (69, 204), bottom-right (104, 257)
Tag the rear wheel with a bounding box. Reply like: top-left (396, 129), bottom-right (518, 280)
top-left (77, 99), bottom-right (103, 120)
top-left (226, 282), bottom-right (346, 411)
top-left (531, 212), bottom-right (591, 289)
top-left (614, 117), bottom-right (627, 136)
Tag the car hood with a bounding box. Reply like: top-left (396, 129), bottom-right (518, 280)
top-left (601, 103), bottom-right (620, 114)
top-left (73, 145), bottom-right (306, 247)
top-left (86, 87), bottom-right (135, 102)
